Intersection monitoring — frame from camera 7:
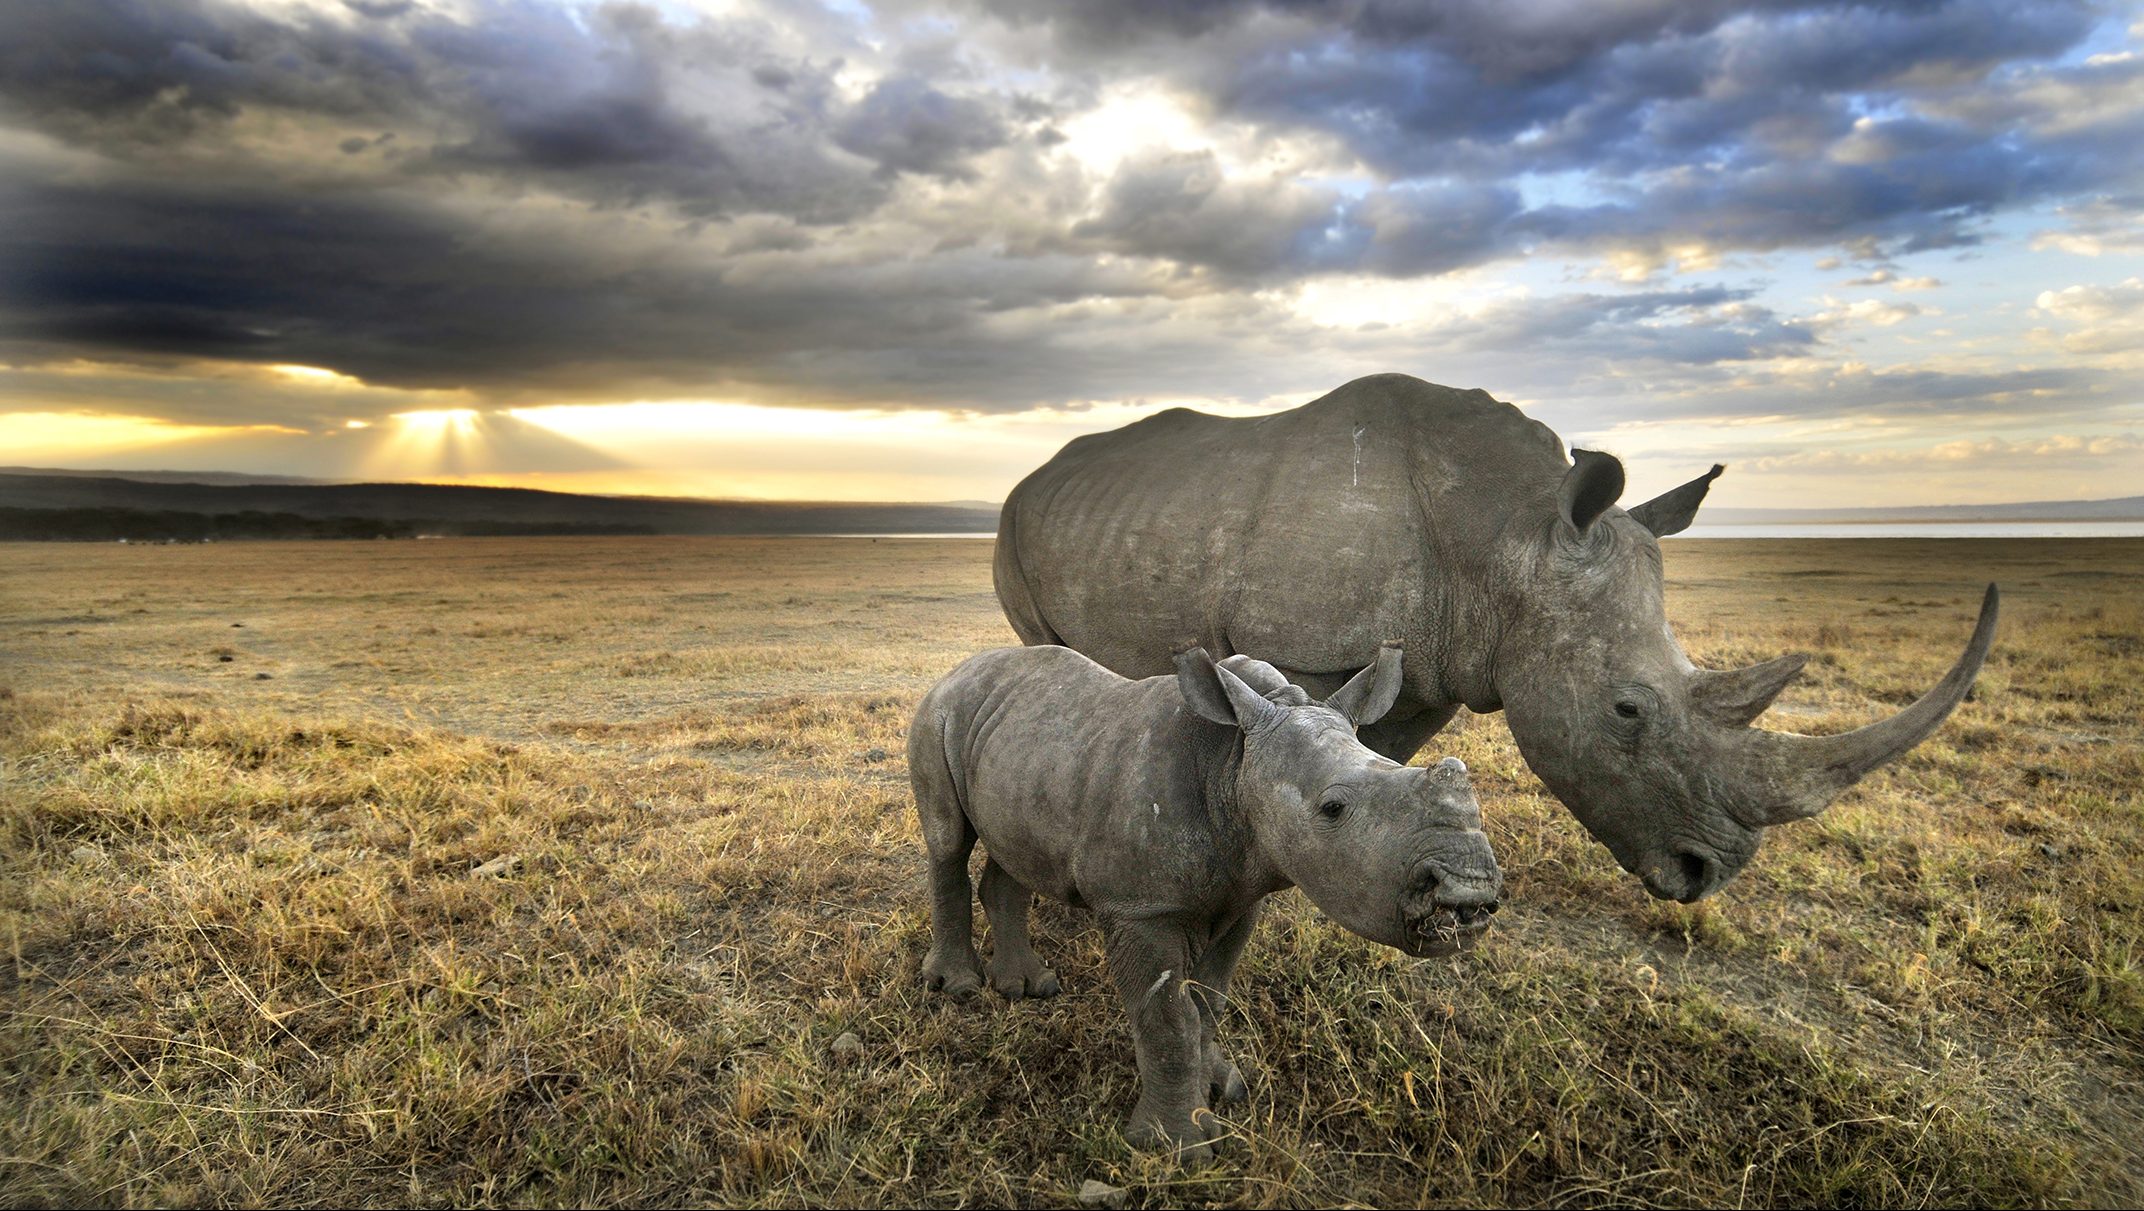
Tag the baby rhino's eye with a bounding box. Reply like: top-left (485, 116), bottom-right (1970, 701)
top-left (1317, 799), bottom-right (1346, 820)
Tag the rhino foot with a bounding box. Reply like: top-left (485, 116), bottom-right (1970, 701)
top-left (1124, 1104), bottom-right (1227, 1165)
top-left (988, 953), bottom-right (1061, 1000)
top-left (920, 946), bottom-right (983, 998)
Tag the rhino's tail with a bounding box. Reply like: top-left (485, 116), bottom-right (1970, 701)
top-left (992, 486), bottom-right (1062, 647)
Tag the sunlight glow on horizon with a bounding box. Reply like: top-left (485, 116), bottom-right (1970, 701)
top-left (8, 383), bottom-right (2140, 508)
top-left (0, 411), bottom-right (305, 462)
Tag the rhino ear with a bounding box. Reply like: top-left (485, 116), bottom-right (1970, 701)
top-left (1178, 643), bottom-right (1283, 731)
top-left (1216, 653), bottom-right (1292, 696)
top-left (1559, 449), bottom-right (1626, 537)
top-left (1326, 640), bottom-right (1405, 727)
top-left (1214, 663), bottom-right (1284, 732)
top-left (1174, 643), bottom-right (1239, 727)
top-left (1628, 464), bottom-right (1724, 538)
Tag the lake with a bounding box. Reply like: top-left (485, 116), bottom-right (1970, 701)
top-left (1677, 520), bottom-right (2144, 539)
top-left (822, 521), bottom-right (2144, 540)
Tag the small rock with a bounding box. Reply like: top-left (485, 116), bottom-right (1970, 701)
top-left (217, 654), bottom-right (234, 663)
top-left (2038, 842), bottom-right (2063, 860)
top-left (231, 622), bottom-right (245, 628)
top-left (69, 844), bottom-right (105, 865)
top-left (828, 1031), bottom-right (865, 1065)
top-left (861, 747), bottom-right (890, 764)
top-left (254, 672), bottom-right (273, 680)
top-left (1077, 1179), bottom-right (1129, 1209)
top-left (469, 854), bottom-right (521, 878)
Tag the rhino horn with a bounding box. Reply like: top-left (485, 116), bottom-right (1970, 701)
top-left (1628, 464), bottom-right (1724, 538)
top-left (1690, 652), bottom-right (1808, 727)
top-left (1739, 585), bottom-right (1999, 826)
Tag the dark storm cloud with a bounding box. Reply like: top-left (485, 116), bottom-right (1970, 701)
top-left (0, 0), bottom-right (2136, 422)
top-left (834, 76), bottom-right (1012, 179)
top-left (0, 171), bottom-right (1182, 416)
top-left (1068, 148), bottom-right (1343, 278)
top-left (1434, 287), bottom-right (1819, 364)
top-left (1068, 154), bottom-right (1525, 280)
top-left (0, 0), bottom-right (1013, 221)
top-left (1574, 363), bottom-right (2118, 434)
top-left (0, 0), bottom-right (436, 147)
top-left (413, 3), bottom-right (901, 220)
top-left (967, 0), bottom-right (2123, 258)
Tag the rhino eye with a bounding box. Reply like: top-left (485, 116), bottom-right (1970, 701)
top-left (1317, 799), bottom-right (1347, 820)
top-left (1615, 701), bottom-right (1642, 718)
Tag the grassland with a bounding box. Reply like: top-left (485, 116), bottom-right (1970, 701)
top-left (2, 535), bottom-right (2139, 1208)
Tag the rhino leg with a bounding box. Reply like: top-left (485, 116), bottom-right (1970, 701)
top-left (980, 858), bottom-right (1060, 999)
top-left (1105, 916), bottom-right (1227, 1163)
top-left (914, 753), bottom-right (983, 998)
top-left (1189, 904), bottom-right (1258, 1104)
top-left (1357, 700), bottom-right (1460, 765)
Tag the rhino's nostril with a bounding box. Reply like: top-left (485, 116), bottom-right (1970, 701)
top-left (1673, 848), bottom-right (1715, 899)
top-left (1410, 860), bottom-right (1443, 896)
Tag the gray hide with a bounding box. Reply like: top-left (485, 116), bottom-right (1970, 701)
top-left (910, 640), bottom-right (1501, 1160)
top-left (995, 372), bottom-right (1999, 902)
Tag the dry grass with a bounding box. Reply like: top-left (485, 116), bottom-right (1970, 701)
top-left (2, 535), bottom-right (2139, 1207)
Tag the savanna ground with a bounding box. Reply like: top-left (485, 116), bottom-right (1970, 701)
top-left (2, 534), bottom-right (2139, 1208)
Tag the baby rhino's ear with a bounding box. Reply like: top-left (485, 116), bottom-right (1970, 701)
top-left (1175, 643), bottom-right (1281, 732)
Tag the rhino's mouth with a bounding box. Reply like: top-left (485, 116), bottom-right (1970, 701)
top-left (1399, 904), bottom-right (1495, 958)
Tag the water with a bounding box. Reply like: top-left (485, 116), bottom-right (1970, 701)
top-left (809, 522), bottom-right (2144, 540)
top-left (1676, 521), bottom-right (2144, 539)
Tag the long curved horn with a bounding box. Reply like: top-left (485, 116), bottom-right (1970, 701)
top-left (1740, 584), bottom-right (1999, 825)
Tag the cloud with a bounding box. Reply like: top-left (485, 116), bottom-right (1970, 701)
top-left (1743, 431), bottom-right (2144, 472)
top-left (2034, 277), bottom-right (2144, 355)
top-left (0, 0), bottom-right (2136, 451)
top-left (1386, 286), bottom-right (1819, 365)
top-left (1807, 296), bottom-right (1924, 331)
top-left (1843, 268), bottom-right (1942, 291)
top-left (973, 0), bottom-right (2125, 262)
top-left (833, 75), bottom-right (1013, 179)
top-left (2033, 195), bottom-right (2144, 256)
top-left (0, 0), bottom-right (1023, 224)
top-left (1068, 148), bottom-right (1345, 279)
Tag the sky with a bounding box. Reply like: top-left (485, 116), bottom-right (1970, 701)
top-left (2, 0), bottom-right (2141, 508)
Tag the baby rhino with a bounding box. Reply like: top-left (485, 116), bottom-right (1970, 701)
top-left (910, 640), bottom-right (1502, 1159)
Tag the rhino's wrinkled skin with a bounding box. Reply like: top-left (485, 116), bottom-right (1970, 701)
top-left (911, 640), bottom-right (1501, 1160)
top-left (996, 373), bottom-right (1999, 902)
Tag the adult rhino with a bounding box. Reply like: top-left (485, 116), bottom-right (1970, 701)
top-left (994, 373), bottom-right (1999, 903)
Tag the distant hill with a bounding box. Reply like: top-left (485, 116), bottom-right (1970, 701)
top-left (8, 466), bottom-right (2139, 541)
top-left (0, 466), bottom-right (335, 487)
top-left (0, 471), bottom-right (1000, 538)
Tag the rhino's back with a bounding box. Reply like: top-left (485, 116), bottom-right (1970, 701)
top-left (916, 645), bottom-right (1225, 902)
top-left (997, 374), bottom-right (1564, 680)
